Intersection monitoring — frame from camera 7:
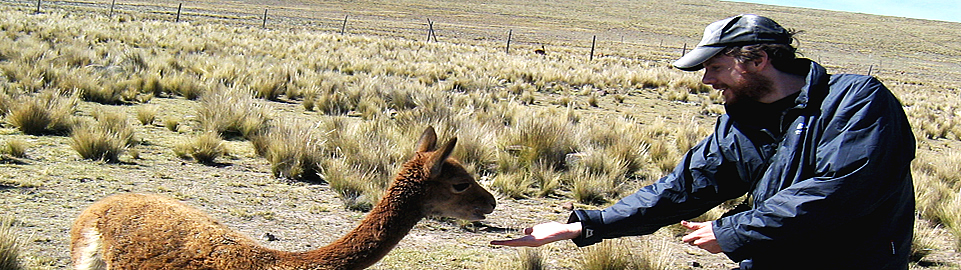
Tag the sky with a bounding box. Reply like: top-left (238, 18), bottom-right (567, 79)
top-left (729, 0), bottom-right (960, 23)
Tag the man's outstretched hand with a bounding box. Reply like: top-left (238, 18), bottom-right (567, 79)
top-left (490, 222), bottom-right (582, 247)
top-left (681, 220), bottom-right (722, 254)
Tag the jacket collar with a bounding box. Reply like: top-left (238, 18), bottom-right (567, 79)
top-left (792, 59), bottom-right (830, 112)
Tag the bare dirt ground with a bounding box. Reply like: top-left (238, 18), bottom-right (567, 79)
top-left (1, 0), bottom-right (960, 269)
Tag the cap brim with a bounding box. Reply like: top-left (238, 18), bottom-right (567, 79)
top-left (672, 46), bottom-right (725, 71)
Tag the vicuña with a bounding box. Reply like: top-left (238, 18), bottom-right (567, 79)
top-left (70, 126), bottom-right (497, 270)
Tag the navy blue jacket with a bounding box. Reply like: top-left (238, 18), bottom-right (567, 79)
top-left (569, 60), bottom-right (915, 270)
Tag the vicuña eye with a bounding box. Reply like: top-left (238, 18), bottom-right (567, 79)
top-left (452, 183), bottom-right (471, 192)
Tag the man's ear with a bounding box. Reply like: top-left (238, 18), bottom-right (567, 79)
top-left (752, 50), bottom-right (771, 70)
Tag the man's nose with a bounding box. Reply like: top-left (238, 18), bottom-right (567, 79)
top-left (701, 73), bottom-right (714, 85)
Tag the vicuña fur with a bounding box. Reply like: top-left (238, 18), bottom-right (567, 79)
top-left (69, 126), bottom-right (496, 270)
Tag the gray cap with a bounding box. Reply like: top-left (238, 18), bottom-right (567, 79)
top-left (673, 14), bottom-right (791, 71)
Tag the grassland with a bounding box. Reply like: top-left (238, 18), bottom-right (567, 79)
top-left (0, 0), bottom-right (959, 269)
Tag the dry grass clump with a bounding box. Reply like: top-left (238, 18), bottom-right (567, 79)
top-left (320, 158), bottom-right (380, 212)
top-left (135, 105), bottom-right (157, 125)
top-left (5, 91), bottom-right (78, 135)
top-left (633, 234), bottom-right (678, 270)
top-left (940, 192), bottom-right (961, 250)
top-left (481, 248), bottom-right (545, 270)
top-left (70, 123), bottom-right (126, 162)
top-left (579, 238), bottom-right (635, 270)
top-left (0, 216), bottom-right (25, 270)
top-left (69, 110), bottom-right (136, 162)
top-left (175, 131), bottom-right (227, 164)
top-left (912, 151), bottom-right (961, 250)
top-left (490, 171), bottom-right (535, 199)
top-left (250, 119), bottom-right (326, 181)
top-left (196, 88), bottom-right (270, 139)
top-left (568, 166), bottom-right (624, 206)
top-left (323, 120), bottom-right (412, 186)
top-left (163, 116), bottom-right (181, 132)
top-left (501, 111), bottom-right (578, 171)
top-left (911, 219), bottom-right (939, 263)
top-left (1, 139), bottom-right (28, 159)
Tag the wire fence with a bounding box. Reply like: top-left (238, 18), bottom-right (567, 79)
top-left (1, 0), bottom-right (692, 62)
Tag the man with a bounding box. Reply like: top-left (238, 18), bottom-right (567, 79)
top-left (491, 14), bottom-right (915, 270)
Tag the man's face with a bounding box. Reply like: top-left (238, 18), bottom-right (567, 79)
top-left (701, 54), bottom-right (774, 105)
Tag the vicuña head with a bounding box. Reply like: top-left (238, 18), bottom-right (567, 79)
top-left (70, 126), bottom-right (496, 270)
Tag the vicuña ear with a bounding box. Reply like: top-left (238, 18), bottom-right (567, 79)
top-left (416, 126), bottom-right (437, 152)
top-left (428, 137), bottom-right (457, 177)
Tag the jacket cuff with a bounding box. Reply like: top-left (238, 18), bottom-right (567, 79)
top-left (713, 216), bottom-right (750, 262)
top-left (568, 209), bottom-right (604, 247)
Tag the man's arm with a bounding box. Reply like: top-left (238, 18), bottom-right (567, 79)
top-left (489, 222), bottom-right (582, 247)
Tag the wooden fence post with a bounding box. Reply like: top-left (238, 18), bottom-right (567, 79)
top-left (867, 65), bottom-right (874, 76)
top-left (426, 18), bottom-right (433, 42)
top-left (682, 43), bottom-right (687, 56)
top-left (589, 35), bottom-right (596, 61)
top-left (176, 3), bottom-right (182, 22)
top-left (506, 29), bottom-right (512, 54)
top-left (262, 9), bottom-right (268, 28)
top-left (109, 0), bottom-right (116, 16)
top-left (35, 0), bottom-right (41, 14)
top-left (340, 15), bottom-right (348, 35)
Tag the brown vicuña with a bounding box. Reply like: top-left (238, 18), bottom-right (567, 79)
top-left (69, 126), bottom-right (497, 270)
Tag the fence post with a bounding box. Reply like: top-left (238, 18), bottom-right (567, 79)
top-left (589, 35), bottom-right (596, 61)
top-left (867, 65), bottom-right (874, 76)
top-left (682, 43), bottom-right (687, 56)
top-left (340, 15), bottom-right (348, 35)
top-left (176, 3), bottom-right (182, 22)
top-left (506, 29), bottom-right (512, 54)
top-left (262, 9), bottom-right (268, 28)
top-left (431, 25), bottom-right (437, 42)
top-left (109, 0), bottom-right (116, 16)
top-left (35, 0), bottom-right (41, 13)
top-left (426, 18), bottom-right (433, 42)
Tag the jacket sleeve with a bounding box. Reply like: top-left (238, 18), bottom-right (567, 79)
top-left (568, 116), bottom-right (761, 247)
top-left (713, 76), bottom-right (916, 261)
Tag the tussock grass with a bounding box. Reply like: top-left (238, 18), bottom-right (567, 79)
top-left (633, 235), bottom-right (678, 270)
top-left (0, 216), bottom-right (24, 270)
top-left (177, 132), bottom-right (227, 164)
top-left (487, 248), bottom-right (546, 270)
top-left (135, 105), bottom-right (157, 125)
top-left (70, 123), bottom-right (125, 162)
top-left (502, 112), bottom-right (578, 170)
top-left (6, 91), bottom-right (78, 135)
top-left (0, 89), bottom-right (15, 117)
top-left (91, 109), bottom-right (137, 147)
top-left (579, 238), bottom-right (634, 270)
top-left (449, 122), bottom-right (499, 175)
top-left (1, 139), bottom-right (28, 158)
top-left (939, 192), bottom-right (961, 250)
top-left (196, 88), bottom-right (270, 139)
top-left (69, 110), bottom-right (135, 163)
top-left (911, 219), bottom-right (938, 263)
top-left (250, 119), bottom-right (326, 181)
top-left (491, 171), bottom-right (534, 199)
top-left (320, 158), bottom-right (379, 212)
top-left (528, 161), bottom-right (564, 198)
top-left (568, 167), bottom-right (623, 206)
top-left (163, 116), bottom-right (181, 132)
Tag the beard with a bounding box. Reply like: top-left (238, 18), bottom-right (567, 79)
top-left (720, 71), bottom-right (775, 106)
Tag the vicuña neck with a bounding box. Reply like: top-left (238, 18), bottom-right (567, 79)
top-left (280, 185), bottom-right (425, 270)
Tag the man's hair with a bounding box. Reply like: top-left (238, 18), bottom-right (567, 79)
top-left (721, 29), bottom-right (807, 74)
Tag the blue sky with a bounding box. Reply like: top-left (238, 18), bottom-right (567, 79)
top-left (729, 0), bottom-right (960, 23)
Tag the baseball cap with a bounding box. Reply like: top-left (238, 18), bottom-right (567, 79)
top-left (672, 14), bottom-right (792, 71)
